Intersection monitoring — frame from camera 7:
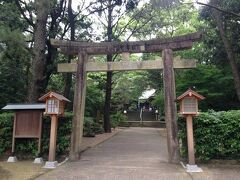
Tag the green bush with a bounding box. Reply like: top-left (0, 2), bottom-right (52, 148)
top-left (110, 111), bottom-right (128, 128)
top-left (0, 113), bottom-right (13, 155)
top-left (178, 110), bottom-right (240, 161)
top-left (0, 112), bottom-right (103, 158)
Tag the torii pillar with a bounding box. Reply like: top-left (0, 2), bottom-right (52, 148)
top-left (163, 49), bottom-right (180, 163)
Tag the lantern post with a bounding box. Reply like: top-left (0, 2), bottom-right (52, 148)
top-left (39, 91), bottom-right (70, 168)
top-left (176, 89), bottom-right (205, 172)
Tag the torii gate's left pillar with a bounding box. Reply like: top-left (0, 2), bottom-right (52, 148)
top-left (70, 52), bottom-right (87, 161)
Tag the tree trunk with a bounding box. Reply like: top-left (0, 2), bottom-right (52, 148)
top-left (104, 56), bottom-right (113, 133)
top-left (28, 0), bottom-right (50, 102)
top-left (64, 0), bottom-right (75, 100)
top-left (103, 0), bottom-right (113, 133)
top-left (211, 0), bottom-right (240, 101)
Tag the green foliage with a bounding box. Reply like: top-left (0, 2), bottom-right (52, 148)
top-left (0, 112), bottom-right (103, 158)
top-left (0, 1), bottom-right (30, 108)
top-left (110, 111), bottom-right (128, 128)
top-left (83, 117), bottom-right (104, 137)
top-left (85, 74), bottom-right (105, 117)
top-left (112, 71), bottom-right (150, 110)
top-left (178, 110), bottom-right (240, 161)
top-left (0, 113), bottom-right (13, 154)
top-left (176, 64), bottom-right (240, 111)
top-left (151, 90), bottom-right (164, 115)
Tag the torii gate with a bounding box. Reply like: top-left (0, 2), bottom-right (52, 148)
top-left (51, 32), bottom-right (202, 163)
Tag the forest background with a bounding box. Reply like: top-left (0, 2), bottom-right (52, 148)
top-left (1, 0), bottom-right (240, 133)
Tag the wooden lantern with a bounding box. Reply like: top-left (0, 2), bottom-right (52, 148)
top-left (177, 89), bottom-right (205, 116)
top-left (38, 91), bottom-right (70, 168)
top-left (176, 89), bottom-right (205, 172)
top-left (39, 91), bottom-right (70, 116)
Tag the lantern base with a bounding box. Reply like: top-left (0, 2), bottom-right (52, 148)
top-left (186, 164), bottom-right (203, 172)
top-left (33, 157), bottom-right (43, 164)
top-left (43, 161), bottom-right (58, 169)
top-left (7, 156), bottom-right (17, 163)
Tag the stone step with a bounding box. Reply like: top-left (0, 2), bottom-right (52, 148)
top-left (120, 121), bottom-right (166, 128)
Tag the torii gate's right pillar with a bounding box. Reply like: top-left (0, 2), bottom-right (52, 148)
top-left (162, 49), bottom-right (180, 163)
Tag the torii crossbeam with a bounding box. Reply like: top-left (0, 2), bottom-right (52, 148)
top-left (51, 32), bottom-right (202, 163)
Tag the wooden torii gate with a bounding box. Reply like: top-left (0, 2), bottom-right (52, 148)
top-left (51, 32), bottom-right (202, 163)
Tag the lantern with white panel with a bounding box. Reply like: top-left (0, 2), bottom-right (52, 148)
top-left (39, 91), bottom-right (70, 168)
top-left (177, 89), bottom-right (204, 116)
top-left (177, 89), bottom-right (205, 172)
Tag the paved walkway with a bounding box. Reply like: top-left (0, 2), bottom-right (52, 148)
top-left (37, 127), bottom-right (240, 180)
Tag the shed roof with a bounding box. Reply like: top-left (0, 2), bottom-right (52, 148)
top-left (38, 91), bottom-right (70, 102)
top-left (177, 89), bottom-right (205, 101)
top-left (2, 104), bottom-right (45, 110)
top-left (139, 89), bottom-right (156, 100)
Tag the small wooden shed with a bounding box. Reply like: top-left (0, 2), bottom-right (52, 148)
top-left (2, 104), bottom-right (45, 154)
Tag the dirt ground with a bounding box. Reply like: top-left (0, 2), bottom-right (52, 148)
top-left (0, 128), bottom-right (121, 180)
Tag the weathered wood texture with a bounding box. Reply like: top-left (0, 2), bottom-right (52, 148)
top-left (58, 59), bottom-right (196, 73)
top-left (12, 114), bottom-right (16, 153)
top-left (48, 115), bottom-right (58, 162)
top-left (186, 115), bottom-right (195, 165)
top-left (51, 32), bottom-right (202, 55)
top-left (163, 49), bottom-right (180, 163)
top-left (14, 111), bottom-right (42, 138)
top-left (70, 53), bottom-right (87, 161)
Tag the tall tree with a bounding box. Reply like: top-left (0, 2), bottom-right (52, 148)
top-left (27, 0), bottom-right (50, 102)
top-left (91, 0), bottom-right (139, 132)
top-left (63, 0), bottom-right (75, 99)
top-left (0, 1), bottom-right (29, 107)
top-left (210, 0), bottom-right (240, 101)
top-left (199, 0), bottom-right (240, 101)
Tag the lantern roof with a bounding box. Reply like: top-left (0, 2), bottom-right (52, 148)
top-left (177, 89), bottom-right (205, 101)
top-left (38, 91), bottom-right (71, 102)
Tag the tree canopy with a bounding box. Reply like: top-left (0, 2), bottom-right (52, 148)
top-left (0, 0), bottom-right (240, 117)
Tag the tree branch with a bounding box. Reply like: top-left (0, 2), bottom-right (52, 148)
top-left (196, 1), bottom-right (240, 18)
top-left (15, 0), bottom-right (35, 27)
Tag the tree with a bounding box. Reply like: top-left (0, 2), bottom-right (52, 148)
top-left (0, 1), bottom-right (30, 107)
top-left (27, 0), bottom-right (50, 102)
top-left (199, 0), bottom-right (240, 101)
top-left (91, 0), bottom-right (139, 132)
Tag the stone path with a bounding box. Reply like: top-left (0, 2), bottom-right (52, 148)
top-left (36, 128), bottom-right (187, 179)
top-left (36, 127), bottom-right (240, 180)
top-left (0, 128), bottom-right (120, 180)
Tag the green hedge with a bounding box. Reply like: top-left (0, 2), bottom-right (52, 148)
top-left (0, 112), bottom-right (103, 158)
top-left (178, 110), bottom-right (240, 161)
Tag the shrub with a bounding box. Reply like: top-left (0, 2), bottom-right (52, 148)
top-left (110, 111), bottom-right (128, 128)
top-left (0, 112), bottom-right (103, 158)
top-left (0, 113), bottom-right (13, 155)
top-left (178, 110), bottom-right (240, 161)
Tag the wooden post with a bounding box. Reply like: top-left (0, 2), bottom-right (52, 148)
top-left (48, 115), bottom-right (58, 161)
top-left (70, 52), bottom-right (87, 161)
top-left (37, 114), bottom-right (43, 155)
top-left (186, 115), bottom-right (195, 165)
top-left (163, 49), bottom-right (180, 163)
top-left (11, 113), bottom-right (17, 154)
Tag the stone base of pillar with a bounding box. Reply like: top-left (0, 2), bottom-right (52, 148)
top-left (33, 157), bottom-right (43, 164)
top-left (43, 161), bottom-right (58, 169)
top-left (186, 164), bottom-right (203, 172)
top-left (7, 156), bottom-right (17, 163)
